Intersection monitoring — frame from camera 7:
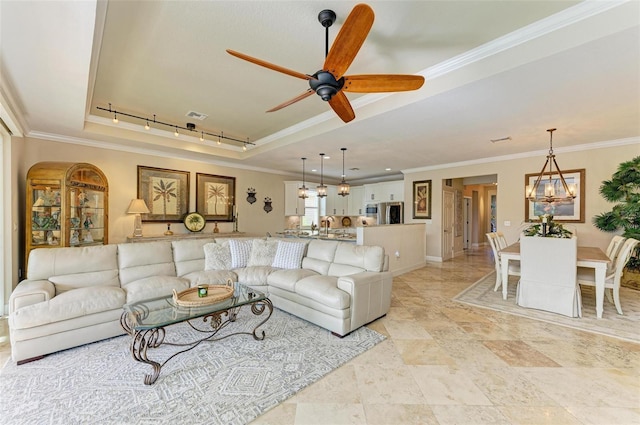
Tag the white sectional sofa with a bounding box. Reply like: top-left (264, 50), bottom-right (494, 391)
top-left (8, 237), bottom-right (393, 363)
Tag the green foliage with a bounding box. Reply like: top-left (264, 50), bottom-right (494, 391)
top-left (523, 215), bottom-right (573, 238)
top-left (593, 156), bottom-right (640, 270)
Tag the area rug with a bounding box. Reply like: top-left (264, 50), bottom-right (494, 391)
top-left (454, 272), bottom-right (640, 343)
top-left (0, 308), bottom-right (385, 425)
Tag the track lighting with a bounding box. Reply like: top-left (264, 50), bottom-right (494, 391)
top-left (97, 104), bottom-right (255, 148)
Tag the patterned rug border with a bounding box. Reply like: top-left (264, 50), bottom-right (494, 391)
top-left (453, 272), bottom-right (640, 344)
top-left (0, 308), bottom-right (386, 425)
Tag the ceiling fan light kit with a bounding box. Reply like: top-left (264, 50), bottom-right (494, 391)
top-left (226, 3), bottom-right (425, 123)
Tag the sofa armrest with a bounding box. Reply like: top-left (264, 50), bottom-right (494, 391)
top-left (9, 280), bottom-right (56, 313)
top-left (337, 271), bottom-right (393, 330)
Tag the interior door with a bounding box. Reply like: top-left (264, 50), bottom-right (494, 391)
top-left (442, 190), bottom-right (455, 260)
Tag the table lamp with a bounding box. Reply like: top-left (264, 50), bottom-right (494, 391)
top-left (126, 199), bottom-right (150, 237)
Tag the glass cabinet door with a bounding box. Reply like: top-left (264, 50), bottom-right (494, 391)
top-left (68, 188), bottom-right (105, 246)
top-left (31, 184), bottom-right (62, 247)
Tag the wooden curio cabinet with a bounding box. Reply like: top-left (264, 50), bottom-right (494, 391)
top-left (26, 162), bottom-right (109, 268)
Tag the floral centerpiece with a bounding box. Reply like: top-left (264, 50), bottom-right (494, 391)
top-left (523, 214), bottom-right (573, 238)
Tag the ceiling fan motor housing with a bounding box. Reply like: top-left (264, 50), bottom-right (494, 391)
top-left (310, 71), bottom-right (345, 101)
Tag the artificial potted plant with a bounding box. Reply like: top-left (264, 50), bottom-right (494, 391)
top-left (593, 156), bottom-right (640, 288)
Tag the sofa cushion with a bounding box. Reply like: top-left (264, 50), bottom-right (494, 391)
top-left (294, 275), bottom-right (350, 310)
top-left (117, 241), bottom-right (176, 285)
top-left (327, 263), bottom-right (366, 277)
top-left (234, 266), bottom-right (275, 287)
top-left (272, 241), bottom-right (306, 269)
top-left (123, 276), bottom-right (190, 304)
top-left (204, 241), bottom-right (232, 270)
top-left (247, 239), bottom-right (279, 267)
top-left (333, 244), bottom-right (385, 272)
top-left (306, 240), bottom-right (339, 262)
top-left (182, 270), bottom-right (237, 286)
top-left (50, 269), bottom-right (120, 295)
top-left (26, 244), bottom-right (118, 281)
top-left (229, 239), bottom-right (252, 268)
top-left (267, 268), bottom-right (318, 292)
top-left (172, 238), bottom-right (216, 276)
top-left (10, 286), bottom-right (126, 330)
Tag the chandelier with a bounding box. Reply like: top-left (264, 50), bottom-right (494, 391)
top-left (298, 157), bottom-right (309, 199)
top-left (525, 128), bottom-right (577, 204)
top-left (317, 153), bottom-right (327, 198)
top-left (338, 148), bottom-right (350, 197)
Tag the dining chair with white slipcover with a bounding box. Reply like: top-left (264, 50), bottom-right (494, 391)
top-left (516, 236), bottom-right (582, 317)
top-left (578, 237), bottom-right (639, 315)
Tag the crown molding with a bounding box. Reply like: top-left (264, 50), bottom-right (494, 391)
top-left (424, 0), bottom-right (629, 80)
top-left (402, 137), bottom-right (640, 175)
top-left (25, 130), bottom-right (294, 177)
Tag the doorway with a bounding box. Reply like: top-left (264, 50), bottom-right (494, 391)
top-left (442, 190), bottom-right (455, 261)
top-left (463, 196), bottom-right (472, 250)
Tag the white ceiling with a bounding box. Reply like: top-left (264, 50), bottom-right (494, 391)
top-left (1, 1), bottom-right (638, 184)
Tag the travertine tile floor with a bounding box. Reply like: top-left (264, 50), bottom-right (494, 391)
top-left (1, 246), bottom-right (639, 424)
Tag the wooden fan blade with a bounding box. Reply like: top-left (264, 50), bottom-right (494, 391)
top-left (343, 74), bottom-right (425, 93)
top-left (226, 49), bottom-right (313, 81)
top-left (266, 89), bottom-right (315, 112)
top-left (324, 4), bottom-right (374, 80)
top-left (328, 91), bottom-right (355, 123)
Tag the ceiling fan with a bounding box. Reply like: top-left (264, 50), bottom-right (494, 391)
top-left (227, 3), bottom-right (425, 123)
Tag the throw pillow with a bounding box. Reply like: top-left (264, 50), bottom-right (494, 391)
top-left (272, 241), bottom-right (306, 269)
top-left (247, 239), bottom-right (278, 267)
top-left (204, 242), bottom-right (232, 270)
top-left (229, 239), bottom-right (253, 269)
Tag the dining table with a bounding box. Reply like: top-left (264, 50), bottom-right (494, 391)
top-left (500, 242), bottom-right (611, 318)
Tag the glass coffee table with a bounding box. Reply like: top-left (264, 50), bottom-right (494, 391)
top-left (120, 283), bottom-right (272, 385)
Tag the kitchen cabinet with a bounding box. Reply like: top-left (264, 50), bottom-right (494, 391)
top-left (324, 185), bottom-right (348, 216)
top-left (364, 181), bottom-right (404, 202)
top-left (347, 186), bottom-right (364, 216)
top-left (385, 181), bottom-right (404, 202)
top-left (26, 162), bottom-right (109, 272)
top-left (284, 181), bottom-right (306, 216)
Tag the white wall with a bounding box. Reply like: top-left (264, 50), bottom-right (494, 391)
top-left (13, 136), bottom-right (290, 282)
top-left (404, 142), bottom-right (639, 260)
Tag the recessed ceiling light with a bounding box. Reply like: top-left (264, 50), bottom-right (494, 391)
top-left (324, 156), bottom-right (330, 159)
top-left (385, 168), bottom-right (392, 171)
top-left (311, 168), bottom-right (317, 172)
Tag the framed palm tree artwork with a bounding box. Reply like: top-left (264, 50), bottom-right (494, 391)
top-left (137, 166), bottom-right (190, 222)
top-left (413, 180), bottom-right (432, 219)
top-left (196, 173), bottom-right (236, 222)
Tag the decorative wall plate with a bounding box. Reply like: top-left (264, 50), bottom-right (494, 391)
top-left (183, 211), bottom-right (206, 232)
top-left (341, 216), bottom-right (352, 227)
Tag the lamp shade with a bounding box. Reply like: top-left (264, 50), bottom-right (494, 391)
top-left (126, 199), bottom-right (150, 214)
